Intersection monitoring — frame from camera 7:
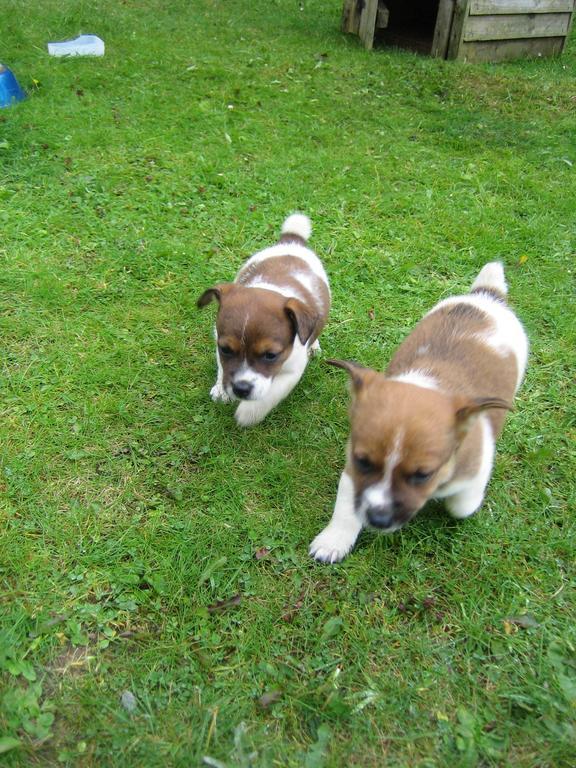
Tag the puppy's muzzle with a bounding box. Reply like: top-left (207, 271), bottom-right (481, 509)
top-left (366, 508), bottom-right (394, 529)
top-left (232, 380), bottom-right (253, 400)
top-left (365, 502), bottom-right (404, 530)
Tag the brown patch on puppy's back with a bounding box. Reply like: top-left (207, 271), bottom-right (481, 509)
top-left (387, 302), bottom-right (518, 439)
top-left (279, 233), bottom-right (307, 247)
top-left (237, 255), bottom-right (329, 344)
top-left (471, 286), bottom-right (507, 302)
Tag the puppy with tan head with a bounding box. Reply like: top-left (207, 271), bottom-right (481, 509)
top-left (310, 262), bottom-right (528, 563)
top-left (198, 214), bottom-right (330, 426)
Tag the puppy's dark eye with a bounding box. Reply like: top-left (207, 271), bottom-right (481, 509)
top-left (262, 351), bottom-right (279, 362)
top-left (354, 455), bottom-right (375, 474)
top-left (406, 470), bottom-right (434, 486)
top-left (219, 345), bottom-right (235, 357)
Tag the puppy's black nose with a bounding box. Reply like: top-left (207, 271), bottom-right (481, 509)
top-left (232, 380), bottom-right (253, 399)
top-left (367, 508), bottom-right (394, 529)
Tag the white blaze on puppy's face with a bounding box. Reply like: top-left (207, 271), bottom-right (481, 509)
top-left (229, 362), bottom-right (272, 401)
top-left (357, 428), bottom-right (404, 525)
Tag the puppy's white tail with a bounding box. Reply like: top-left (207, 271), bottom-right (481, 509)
top-left (281, 213), bottom-right (312, 242)
top-left (471, 261), bottom-right (508, 297)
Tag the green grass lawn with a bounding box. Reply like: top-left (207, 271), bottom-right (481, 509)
top-left (1, 1), bottom-right (575, 765)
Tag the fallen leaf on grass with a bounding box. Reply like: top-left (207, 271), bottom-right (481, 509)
top-left (254, 547), bottom-right (271, 560)
top-left (503, 620), bottom-right (516, 635)
top-left (118, 625), bottom-right (160, 640)
top-left (161, 484), bottom-right (183, 501)
top-left (281, 589), bottom-right (305, 622)
top-left (258, 690), bottom-right (282, 708)
top-left (121, 690), bottom-right (137, 712)
top-left (65, 449), bottom-right (89, 460)
top-left (504, 614), bottom-right (540, 630)
top-left (207, 595), bottom-right (242, 613)
top-left (198, 556), bottom-right (227, 586)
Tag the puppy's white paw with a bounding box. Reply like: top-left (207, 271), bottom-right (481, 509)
top-left (210, 383), bottom-right (233, 403)
top-left (309, 524), bottom-right (357, 564)
top-left (234, 401), bottom-right (268, 427)
top-left (309, 339), bottom-right (321, 356)
top-left (445, 492), bottom-right (483, 519)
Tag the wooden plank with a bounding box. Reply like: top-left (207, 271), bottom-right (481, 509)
top-left (447, 0), bottom-right (472, 58)
top-left (341, 0), bottom-right (362, 35)
top-left (459, 34), bottom-right (565, 59)
top-left (560, 5), bottom-right (575, 50)
top-left (473, 0), bottom-right (575, 13)
top-left (358, 0), bottom-right (379, 49)
top-left (432, 0), bottom-right (456, 57)
top-left (463, 11), bottom-right (570, 39)
top-left (471, 0), bottom-right (574, 13)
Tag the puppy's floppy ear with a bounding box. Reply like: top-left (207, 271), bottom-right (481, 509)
top-left (453, 395), bottom-right (512, 436)
top-left (327, 359), bottom-right (372, 391)
top-left (284, 297), bottom-right (317, 344)
top-left (197, 283), bottom-right (232, 308)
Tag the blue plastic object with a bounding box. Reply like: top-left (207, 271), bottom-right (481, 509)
top-left (0, 64), bottom-right (26, 108)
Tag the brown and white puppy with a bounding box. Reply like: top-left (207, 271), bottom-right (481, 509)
top-left (198, 214), bottom-right (330, 426)
top-left (310, 262), bottom-right (528, 563)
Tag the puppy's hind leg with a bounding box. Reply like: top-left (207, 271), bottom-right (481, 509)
top-left (445, 417), bottom-right (495, 519)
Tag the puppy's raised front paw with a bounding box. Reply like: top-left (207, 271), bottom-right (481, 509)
top-left (210, 383), bottom-right (233, 403)
top-left (309, 524), bottom-right (356, 564)
top-left (234, 401), bottom-right (267, 427)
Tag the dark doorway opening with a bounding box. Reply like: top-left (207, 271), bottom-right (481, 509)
top-left (375, 0), bottom-right (441, 55)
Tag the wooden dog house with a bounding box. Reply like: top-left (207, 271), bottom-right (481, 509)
top-left (342, 0), bottom-right (576, 61)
